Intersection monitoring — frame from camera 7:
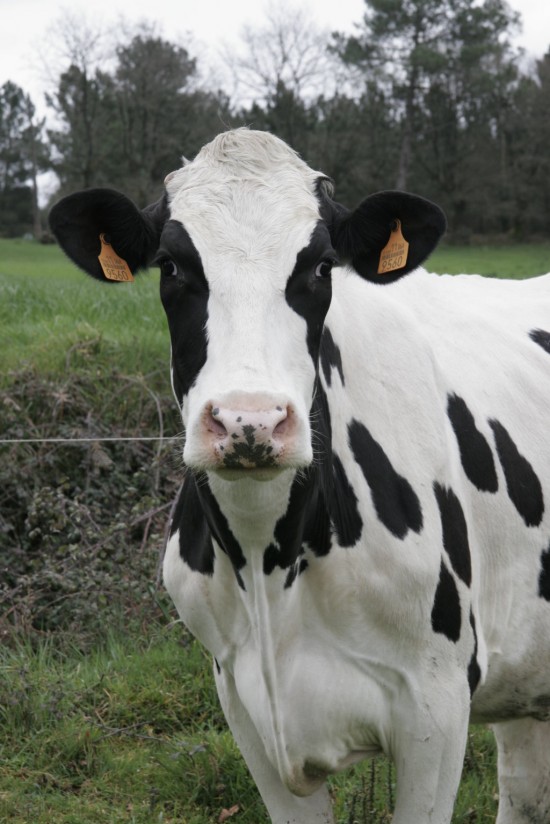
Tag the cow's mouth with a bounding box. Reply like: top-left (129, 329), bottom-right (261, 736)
top-left (214, 465), bottom-right (285, 482)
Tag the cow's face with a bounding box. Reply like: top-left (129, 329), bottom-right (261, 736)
top-left (49, 129), bottom-right (446, 479)
top-left (158, 132), bottom-right (335, 477)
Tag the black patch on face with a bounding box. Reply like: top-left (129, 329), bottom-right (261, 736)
top-left (431, 560), bottom-right (461, 643)
top-left (467, 609), bottom-right (481, 695)
top-left (285, 222), bottom-right (335, 364)
top-left (158, 220), bottom-right (209, 403)
top-left (331, 452), bottom-right (363, 547)
top-left (348, 419), bottom-right (423, 539)
top-left (214, 658), bottom-right (221, 674)
top-left (530, 328), bottom-right (550, 355)
top-left (489, 419), bottom-right (544, 527)
top-left (447, 394), bottom-right (498, 493)
top-left (172, 475), bottom-right (215, 576)
top-left (539, 543), bottom-right (550, 601)
top-left (433, 482), bottom-right (472, 587)
top-left (320, 326), bottom-right (345, 387)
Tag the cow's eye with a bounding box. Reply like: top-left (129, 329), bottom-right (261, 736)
top-left (160, 259), bottom-right (178, 278)
top-left (315, 259), bottom-right (334, 279)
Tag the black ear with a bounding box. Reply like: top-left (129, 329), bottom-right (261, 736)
top-left (49, 188), bottom-right (167, 281)
top-left (332, 191), bottom-right (446, 284)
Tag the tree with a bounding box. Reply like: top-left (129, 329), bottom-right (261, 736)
top-left (113, 30), bottom-right (223, 204)
top-left (308, 86), bottom-right (400, 207)
top-left (44, 14), bottom-right (117, 194)
top-left (0, 82), bottom-right (49, 237)
top-left (503, 50), bottom-right (550, 236)
top-left (47, 65), bottom-right (119, 193)
top-left (334, 0), bottom-right (455, 189)
top-left (227, 3), bottom-right (339, 108)
top-left (333, 0), bottom-right (521, 230)
top-left (45, 17), bottom-right (231, 205)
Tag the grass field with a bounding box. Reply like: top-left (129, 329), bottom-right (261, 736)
top-left (0, 239), bottom-right (166, 379)
top-left (2, 237), bottom-right (549, 823)
top-left (0, 628), bottom-right (499, 824)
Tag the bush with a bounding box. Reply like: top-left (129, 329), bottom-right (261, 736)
top-left (0, 368), bottom-right (182, 647)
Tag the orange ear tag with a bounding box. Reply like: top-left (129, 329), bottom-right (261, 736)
top-left (377, 219), bottom-right (409, 275)
top-left (98, 233), bottom-right (134, 282)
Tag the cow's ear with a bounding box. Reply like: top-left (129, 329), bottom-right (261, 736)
top-left (49, 188), bottom-right (166, 282)
top-left (332, 191), bottom-right (446, 284)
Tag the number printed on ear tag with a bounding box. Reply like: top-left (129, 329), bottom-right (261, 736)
top-left (98, 233), bottom-right (134, 282)
top-left (377, 219), bottom-right (409, 275)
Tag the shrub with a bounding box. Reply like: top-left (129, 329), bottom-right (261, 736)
top-left (0, 368), bottom-right (182, 648)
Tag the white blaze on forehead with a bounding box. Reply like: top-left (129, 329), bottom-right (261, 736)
top-left (164, 129), bottom-right (324, 277)
top-left (165, 130), bottom-right (324, 468)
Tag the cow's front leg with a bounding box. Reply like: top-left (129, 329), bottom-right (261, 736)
top-left (388, 675), bottom-right (470, 824)
top-left (214, 663), bottom-right (334, 824)
top-left (492, 717), bottom-right (550, 824)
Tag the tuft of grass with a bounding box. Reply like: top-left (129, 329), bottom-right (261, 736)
top-left (0, 239), bottom-right (167, 381)
top-left (0, 627), bottom-right (265, 824)
top-left (0, 628), bottom-right (498, 824)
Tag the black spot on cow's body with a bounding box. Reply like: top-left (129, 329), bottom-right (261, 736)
top-left (467, 610), bottom-right (481, 695)
top-left (158, 220), bottom-right (209, 402)
top-left (529, 328), bottom-right (550, 355)
top-left (431, 560), bottom-right (461, 643)
top-left (285, 222), bottom-right (336, 364)
top-left (330, 452), bottom-right (363, 547)
top-left (320, 326), bottom-right (345, 387)
top-left (264, 467), bottom-right (332, 576)
top-left (489, 419), bottom-right (544, 527)
top-left (194, 477), bottom-right (247, 589)
top-left (284, 559), bottom-right (309, 589)
top-left (311, 379), bottom-right (332, 468)
top-left (433, 482), bottom-right (472, 587)
top-left (348, 419), bottom-right (423, 539)
top-left (214, 659), bottom-right (221, 674)
top-left (539, 544), bottom-right (550, 601)
top-left (172, 475), bottom-right (215, 576)
top-left (447, 394), bottom-right (498, 493)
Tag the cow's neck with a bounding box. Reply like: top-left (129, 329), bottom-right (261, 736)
top-left (196, 479), bottom-right (330, 595)
top-left (204, 469), bottom-right (298, 558)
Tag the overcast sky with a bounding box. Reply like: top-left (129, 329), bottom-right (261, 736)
top-left (1, 0), bottom-right (549, 115)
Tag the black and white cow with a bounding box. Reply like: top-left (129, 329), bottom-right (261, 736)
top-left (50, 129), bottom-right (550, 824)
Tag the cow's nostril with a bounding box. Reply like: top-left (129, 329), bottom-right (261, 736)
top-left (273, 408), bottom-right (290, 438)
top-left (207, 408), bottom-right (228, 438)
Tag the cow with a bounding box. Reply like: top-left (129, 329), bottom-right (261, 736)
top-left (49, 128), bottom-right (550, 824)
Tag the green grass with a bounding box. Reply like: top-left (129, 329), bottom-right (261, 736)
top-left (0, 628), bottom-right (498, 824)
top-left (0, 238), bottom-right (168, 380)
top-left (426, 242), bottom-right (550, 278)
top-left (0, 628), bottom-right (253, 824)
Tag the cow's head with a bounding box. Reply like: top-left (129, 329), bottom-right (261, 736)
top-left (50, 129), bottom-right (445, 479)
